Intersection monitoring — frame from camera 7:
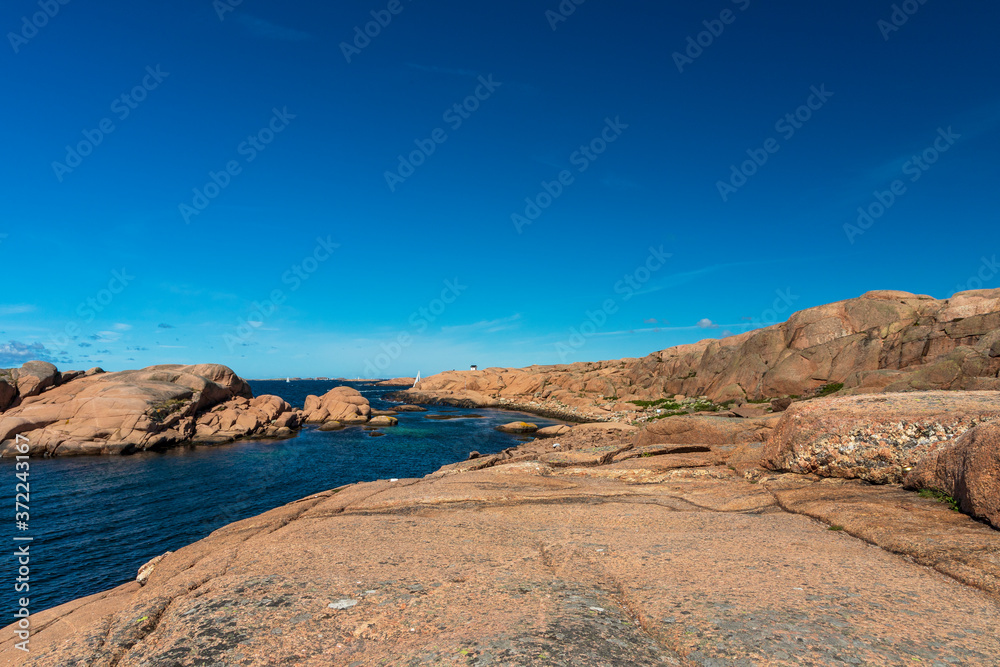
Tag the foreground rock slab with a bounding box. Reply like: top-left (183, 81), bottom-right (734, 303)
top-left (6, 425), bottom-right (1000, 666)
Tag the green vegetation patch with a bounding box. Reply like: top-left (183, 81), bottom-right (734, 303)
top-left (918, 488), bottom-right (960, 512)
top-left (149, 398), bottom-right (188, 422)
top-left (816, 382), bottom-right (844, 397)
top-left (628, 398), bottom-right (682, 410)
top-left (651, 410), bottom-right (687, 420)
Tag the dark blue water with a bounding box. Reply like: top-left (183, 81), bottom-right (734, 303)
top-left (4, 381), bottom-right (560, 615)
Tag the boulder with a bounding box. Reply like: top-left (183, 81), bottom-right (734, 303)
top-left (536, 424), bottom-right (571, 438)
top-left (13, 360), bottom-right (60, 399)
top-left (0, 378), bottom-right (14, 411)
top-left (905, 422), bottom-right (1000, 529)
top-left (770, 397), bottom-right (793, 412)
top-left (302, 386), bottom-right (371, 424)
top-left (497, 421), bottom-right (538, 434)
top-left (318, 422), bottom-right (344, 432)
top-left (763, 391), bottom-right (1000, 484)
top-left (369, 416), bottom-right (398, 427)
top-left (393, 405), bottom-right (428, 412)
top-left (731, 404), bottom-right (770, 419)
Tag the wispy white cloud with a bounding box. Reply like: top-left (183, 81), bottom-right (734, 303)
top-left (589, 323), bottom-right (745, 337)
top-left (634, 258), bottom-right (794, 297)
top-left (0, 305), bottom-right (36, 316)
top-left (236, 13), bottom-right (312, 41)
top-left (0, 340), bottom-right (58, 365)
top-left (441, 314), bottom-right (522, 335)
top-left (113, 323), bottom-right (132, 331)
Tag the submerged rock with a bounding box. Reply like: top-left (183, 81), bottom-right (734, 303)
top-left (497, 421), bottom-right (538, 433)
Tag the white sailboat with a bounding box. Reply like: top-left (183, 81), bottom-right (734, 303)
top-left (286, 377), bottom-right (290, 383)
top-left (413, 371), bottom-right (421, 387)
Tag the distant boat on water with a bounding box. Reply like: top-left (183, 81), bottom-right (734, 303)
top-left (286, 377), bottom-right (290, 383)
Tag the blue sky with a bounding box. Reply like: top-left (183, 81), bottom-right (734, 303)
top-left (1, 0), bottom-right (998, 378)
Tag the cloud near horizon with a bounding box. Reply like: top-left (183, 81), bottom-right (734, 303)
top-left (0, 340), bottom-right (58, 366)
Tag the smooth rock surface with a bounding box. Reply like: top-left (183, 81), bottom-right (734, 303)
top-left (7, 422), bottom-right (1000, 666)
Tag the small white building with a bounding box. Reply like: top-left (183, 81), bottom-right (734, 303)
top-left (470, 364), bottom-right (478, 371)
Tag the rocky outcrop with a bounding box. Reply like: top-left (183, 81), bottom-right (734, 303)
top-left (8, 423), bottom-right (1000, 666)
top-left (0, 363), bottom-right (292, 457)
top-left (395, 289), bottom-right (1000, 420)
top-left (496, 421), bottom-right (537, 433)
top-left (536, 424), bottom-right (571, 438)
top-left (0, 360), bottom-right (93, 411)
top-left (194, 394), bottom-right (301, 443)
top-left (302, 386), bottom-right (371, 424)
top-left (906, 422), bottom-right (1000, 529)
top-left (375, 377), bottom-right (416, 386)
top-left (762, 391), bottom-right (1000, 484)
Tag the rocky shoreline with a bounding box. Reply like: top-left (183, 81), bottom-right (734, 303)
top-left (392, 289), bottom-right (1000, 423)
top-left (3, 287), bottom-right (1000, 664)
top-left (5, 393), bottom-right (1000, 665)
